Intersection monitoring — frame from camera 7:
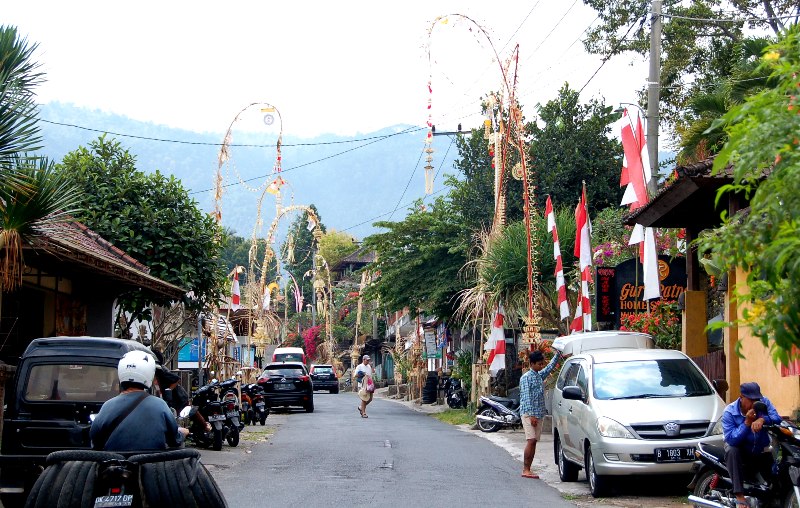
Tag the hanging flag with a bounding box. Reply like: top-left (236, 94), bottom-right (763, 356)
top-left (619, 109), bottom-right (649, 210)
top-left (628, 224), bottom-right (661, 301)
top-left (572, 187), bottom-right (593, 332)
top-left (230, 270), bottom-right (241, 311)
top-left (486, 303), bottom-right (507, 376)
top-left (262, 285), bottom-right (271, 311)
top-left (546, 196), bottom-right (570, 320)
top-left (266, 176), bottom-right (285, 195)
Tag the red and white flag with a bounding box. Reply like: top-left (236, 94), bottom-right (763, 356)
top-left (230, 270), bottom-right (241, 311)
top-left (571, 187), bottom-right (593, 332)
top-left (546, 196), bottom-right (570, 321)
top-left (628, 224), bottom-right (661, 301)
top-left (486, 303), bottom-right (507, 376)
top-left (619, 109), bottom-right (650, 210)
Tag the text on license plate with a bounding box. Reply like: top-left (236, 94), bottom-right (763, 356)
top-left (255, 402), bottom-right (265, 407)
top-left (207, 414), bottom-right (226, 422)
top-left (226, 411), bottom-right (238, 418)
top-left (655, 447), bottom-right (695, 462)
top-left (94, 494), bottom-right (133, 507)
top-left (275, 383), bottom-right (293, 390)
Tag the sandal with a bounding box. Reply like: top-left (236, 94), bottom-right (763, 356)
top-left (358, 407), bottom-right (364, 417)
top-left (362, 413), bottom-right (368, 418)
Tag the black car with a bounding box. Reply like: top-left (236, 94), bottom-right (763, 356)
top-left (257, 362), bottom-right (314, 412)
top-left (309, 364), bottom-right (339, 394)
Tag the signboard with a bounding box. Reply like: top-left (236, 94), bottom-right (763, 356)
top-left (595, 267), bottom-right (616, 323)
top-left (422, 328), bottom-right (442, 359)
top-left (177, 337), bottom-right (206, 367)
top-left (613, 256), bottom-right (686, 329)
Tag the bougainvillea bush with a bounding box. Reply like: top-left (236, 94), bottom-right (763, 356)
top-left (302, 325), bottom-right (322, 360)
top-left (620, 300), bottom-right (682, 350)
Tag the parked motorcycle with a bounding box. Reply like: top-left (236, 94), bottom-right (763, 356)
top-left (688, 401), bottom-right (800, 508)
top-left (218, 378), bottom-right (243, 446)
top-left (184, 380), bottom-right (226, 451)
top-left (444, 377), bottom-right (467, 409)
top-left (242, 383), bottom-right (269, 425)
top-left (475, 394), bottom-right (521, 432)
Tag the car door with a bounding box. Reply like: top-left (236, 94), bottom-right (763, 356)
top-left (565, 361), bottom-right (590, 462)
top-left (554, 360), bottom-right (581, 456)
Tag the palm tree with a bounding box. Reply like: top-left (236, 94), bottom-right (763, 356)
top-left (1, 26), bottom-right (82, 291)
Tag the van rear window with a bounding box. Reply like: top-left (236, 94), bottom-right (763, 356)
top-left (25, 364), bottom-right (119, 402)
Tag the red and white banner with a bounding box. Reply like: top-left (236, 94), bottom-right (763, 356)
top-left (619, 109), bottom-right (650, 210)
top-left (628, 224), bottom-right (661, 301)
top-left (486, 303), bottom-right (507, 376)
top-left (546, 196), bottom-right (570, 320)
top-left (571, 187), bottom-right (592, 333)
top-left (230, 270), bottom-right (241, 311)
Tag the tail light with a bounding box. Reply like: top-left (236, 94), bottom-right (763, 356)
top-left (227, 402), bottom-right (235, 411)
top-left (300, 375), bottom-right (309, 382)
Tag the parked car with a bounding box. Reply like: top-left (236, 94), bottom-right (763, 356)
top-left (257, 362), bottom-right (314, 412)
top-left (550, 331), bottom-right (728, 497)
top-left (309, 364), bottom-right (339, 394)
top-left (0, 337), bottom-right (158, 508)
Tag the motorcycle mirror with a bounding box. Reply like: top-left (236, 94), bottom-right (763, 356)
top-left (179, 406), bottom-right (192, 418)
top-left (754, 401), bottom-right (768, 413)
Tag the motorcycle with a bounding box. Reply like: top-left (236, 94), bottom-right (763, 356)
top-left (242, 383), bottom-right (269, 425)
top-left (688, 401), bottom-right (800, 508)
top-left (444, 377), bottom-right (467, 409)
top-left (475, 394), bottom-right (522, 433)
top-left (184, 380), bottom-right (226, 451)
top-left (217, 378), bottom-right (243, 446)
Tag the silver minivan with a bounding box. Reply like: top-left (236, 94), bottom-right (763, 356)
top-left (551, 332), bottom-right (728, 497)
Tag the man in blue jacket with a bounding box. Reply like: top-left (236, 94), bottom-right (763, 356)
top-left (722, 382), bottom-right (782, 507)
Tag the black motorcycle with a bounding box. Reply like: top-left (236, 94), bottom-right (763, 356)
top-left (689, 401), bottom-right (800, 508)
top-left (183, 380), bottom-right (226, 451)
top-left (443, 377), bottom-right (467, 409)
top-left (218, 378), bottom-right (243, 446)
top-left (475, 394), bottom-right (521, 433)
top-left (242, 383), bottom-right (269, 426)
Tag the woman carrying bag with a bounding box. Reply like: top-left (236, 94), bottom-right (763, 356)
top-left (355, 355), bottom-right (375, 418)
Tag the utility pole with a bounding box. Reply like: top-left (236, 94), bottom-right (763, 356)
top-left (646, 0), bottom-right (662, 194)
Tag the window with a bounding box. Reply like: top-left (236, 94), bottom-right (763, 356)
top-left (25, 364), bottom-right (118, 402)
top-left (557, 362), bottom-right (580, 390)
top-left (593, 358), bottom-right (714, 400)
top-left (262, 366), bottom-right (306, 378)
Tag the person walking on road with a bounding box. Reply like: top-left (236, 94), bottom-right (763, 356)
top-left (355, 355), bottom-right (374, 418)
top-left (519, 349), bottom-right (562, 479)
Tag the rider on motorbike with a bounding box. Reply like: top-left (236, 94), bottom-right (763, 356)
top-left (721, 381), bottom-right (783, 507)
top-left (90, 351), bottom-right (189, 451)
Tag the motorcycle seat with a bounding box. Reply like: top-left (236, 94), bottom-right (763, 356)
top-left (700, 443), bottom-right (726, 462)
top-left (488, 395), bottom-right (519, 408)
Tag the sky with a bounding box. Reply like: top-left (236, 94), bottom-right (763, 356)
top-left (4, 1), bottom-right (650, 139)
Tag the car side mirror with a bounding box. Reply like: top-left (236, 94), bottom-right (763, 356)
top-left (562, 385), bottom-right (585, 402)
top-left (713, 379), bottom-right (729, 397)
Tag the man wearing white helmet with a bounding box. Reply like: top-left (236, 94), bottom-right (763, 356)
top-left (90, 351), bottom-right (189, 451)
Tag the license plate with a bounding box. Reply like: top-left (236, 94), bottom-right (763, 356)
top-left (94, 495), bottom-right (133, 507)
top-left (208, 414), bottom-right (225, 422)
top-left (275, 383), bottom-right (293, 391)
top-left (255, 402), bottom-right (265, 408)
top-left (226, 411), bottom-right (239, 418)
top-left (655, 447), bottom-right (695, 462)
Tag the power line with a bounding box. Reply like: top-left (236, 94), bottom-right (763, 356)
top-left (37, 117), bottom-right (424, 148)
top-left (577, 15), bottom-right (643, 95)
top-left (342, 187), bottom-right (449, 233)
top-left (387, 143), bottom-right (426, 221)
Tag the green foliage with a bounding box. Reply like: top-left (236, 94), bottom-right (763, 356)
top-left (318, 229), bottom-right (357, 270)
top-left (451, 349), bottom-right (473, 398)
top-left (432, 408), bottom-right (475, 426)
top-left (219, 228), bottom-right (270, 284)
top-left (696, 26), bottom-right (800, 363)
top-left (528, 84), bottom-right (623, 214)
top-left (620, 300), bottom-right (681, 350)
top-left (55, 136), bottom-right (226, 318)
top-left (364, 196), bottom-right (469, 321)
top-left (282, 205), bottom-right (324, 309)
top-left (0, 25), bottom-right (44, 164)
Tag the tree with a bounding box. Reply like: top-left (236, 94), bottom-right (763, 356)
top-left (282, 205), bottom-right (325, 310)
top-left (696, 26), bottom-right (800, 363)
top-left (528, 84), bottom-right (623, 214)
top-left (580, 0), bottom-right (798, 133)
top-left (364, 197), bottom-right (469, 322)
top-left (1, 26), bottom-right (81, 291)
top-left (55, 136), bottom-right (225, 320)
top-left (318, 229), bottom-right (357, 270)
top-left (219, 227), bottom-right (270, 284)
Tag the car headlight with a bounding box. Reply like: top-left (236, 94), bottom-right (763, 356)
top-left (709, 418), bottom-right (724, 436)
top-left (596, 417), bottom-right (634, 439)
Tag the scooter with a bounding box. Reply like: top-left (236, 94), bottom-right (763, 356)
top-left (184, 380), bottom-right (225, 451)
top-left (444, 377), bottom-right (467, 409)
top-left (217, 378), bottom-right (242, 446)
top-left (475, 394), bottom-right (521, 432)
top-left (688, 401), bottom-right (800, 508)
top-left (242, 383), bottom-right (269, 425)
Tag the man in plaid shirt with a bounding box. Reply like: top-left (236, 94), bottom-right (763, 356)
top-left (519, 349), bottom-right (562, 479)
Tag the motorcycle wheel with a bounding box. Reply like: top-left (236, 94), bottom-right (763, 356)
top-left (212, 427), bottom-right (223, 451)
top-left (476, 408), bottom-right (501, 433)
top-left (785, 490), bottom-right (800, 508)
top-left (692, 470), bottom-right (723, 507)
top-left (226, 426), bottom-right (240, 447)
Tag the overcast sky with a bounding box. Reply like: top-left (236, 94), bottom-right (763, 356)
top-left (5, 1), bottom-right (649, 139)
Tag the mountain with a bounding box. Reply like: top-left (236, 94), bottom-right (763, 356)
top-left (36, 102), bottom-right (461, 241)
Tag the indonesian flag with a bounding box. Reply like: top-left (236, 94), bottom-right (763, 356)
top-left (486, 303), bottom-right (507, 376)
top-left (546, 196), bottom-right (570, 320)
top-left (230, 271), bottom-right (241, 311)
top-left (628, 224), bottom-right (661, 301)
top-left (619, 109), bottom-right (650, 210)
top-left (571, 187), bottom-right (593, 332)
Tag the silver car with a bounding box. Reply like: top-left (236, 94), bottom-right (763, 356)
top-left (551, 336), bottom-right (727, 497)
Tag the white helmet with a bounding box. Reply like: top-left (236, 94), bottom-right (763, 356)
top-left (118, 351), bottom-right (156, 388)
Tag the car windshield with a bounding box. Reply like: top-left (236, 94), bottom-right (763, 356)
top-left (593, 358), bottom-right (713, 400)
top-left (25, 364), bottom-right (119, 402)
top-left (263, 367), bottom-right (305, 377)
top-left (313, 367), bottom-right (333, 374)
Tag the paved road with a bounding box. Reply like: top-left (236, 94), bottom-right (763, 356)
top-left (204, 391), bottom-right (576, 508)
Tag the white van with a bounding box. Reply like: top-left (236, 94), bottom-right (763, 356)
top-left (272, 347), bottom-right (306, 365)
top-left (550, 332), bottom-right (728, 497)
